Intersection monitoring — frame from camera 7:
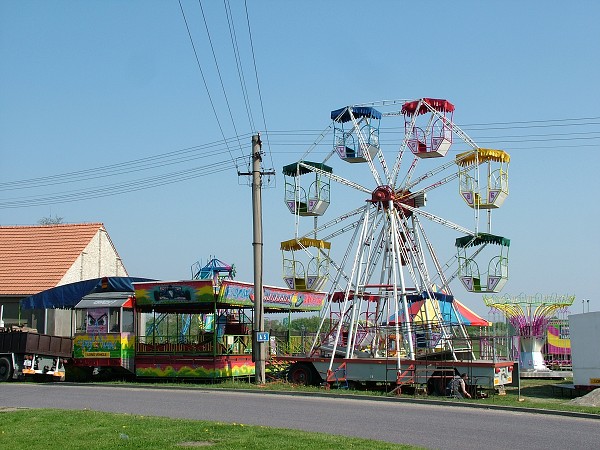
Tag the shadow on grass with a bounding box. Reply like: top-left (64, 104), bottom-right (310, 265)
top-left (514, 382), bottom-right (559, 399)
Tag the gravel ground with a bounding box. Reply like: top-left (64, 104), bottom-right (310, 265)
top-left (570, 388), bottom-right (600, 406)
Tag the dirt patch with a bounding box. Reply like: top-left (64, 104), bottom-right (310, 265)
top-left (177, 442), bottom-right (214, 447)
top-left (0, 407), bottom-right (29, 412)
top-left (569, 388), bottom-right (600, 407)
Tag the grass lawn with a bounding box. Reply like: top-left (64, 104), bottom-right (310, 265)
top-left (469, 378), bottom-right (600, 414)
top-left (0, 408), bottom-right (420, 450)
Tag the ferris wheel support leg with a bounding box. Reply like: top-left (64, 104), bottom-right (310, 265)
top-left (344, 207), bottom-right (372, 359)
top-left (327, 208), bottom-right (371, 370)
top-left (389, 201), bottom-right (415, 360)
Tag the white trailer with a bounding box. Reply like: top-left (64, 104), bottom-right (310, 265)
top-left (569, 311), bottom-right (600, 389)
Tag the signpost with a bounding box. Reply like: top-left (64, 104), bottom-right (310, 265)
top-left (256, 332), bottom-right (270, 343)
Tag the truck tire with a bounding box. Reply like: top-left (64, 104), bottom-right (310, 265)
top-left (0, 357), bottom-right (13, 382)
top-left (287, 362), bottom-right (316, 386)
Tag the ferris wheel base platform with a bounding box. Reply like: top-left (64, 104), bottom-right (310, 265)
top-left (278, 355), bottom-right (514, 389)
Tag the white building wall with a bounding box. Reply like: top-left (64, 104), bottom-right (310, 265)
top-left (59, 228), bottom-right (128, 285)
top-left (49, 227), bottom-right (128, 337)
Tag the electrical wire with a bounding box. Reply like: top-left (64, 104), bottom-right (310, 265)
top-left (0, 157), bottom-right (243, 209)
top-left (178, 0), bottom-right (240, 171)
top-left (197, 0), bottom-right (245, 161)
top-left (224, 0), bottom-right (255, 133)
top-left (0, 136), bottom-right (252, 191)
top-left (244, 0), bottom-right (275, 174)
top-left (1, 116), bottom-right (597, 208)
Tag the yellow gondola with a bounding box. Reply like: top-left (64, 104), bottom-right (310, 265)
top-left (456, 148), bottom-right (510, 209)
top-left (281, 237), bottom-right (330, 291)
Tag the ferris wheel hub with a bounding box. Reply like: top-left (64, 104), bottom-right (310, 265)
top-left (370, 185), bottom-right (394, 204)
top-left (369, 185), bottom-right (421, 216)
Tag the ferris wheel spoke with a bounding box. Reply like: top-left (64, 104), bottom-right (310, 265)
top-left (391, 112), bottom-right (419, 185)
top-left (403, 172), bottom-right (461, 206)
top-left (298, 124), bottom-right (334, 162)
top-left (404, 156), bottom-right (462, 191)
top-left (402, 203), bottom-right (475, 236)
top-left (393, 211), bottom-right (432, 293)
top-left (421, 101), bottom-right (479, 150)
top-left (347, 112), bottom-right (385, 186)
top-left (387, 206), bottom-right (415, 360)
top-left (375, 150), bottom-right (391, 184)
top-left (414, 215), bottom-right (453, 296)
top-left (360, 215), bottom-right (389, 284)
top-left (299, 205), bottom-right (368, 240)
top-left (298, 162), bottom-right (372, 194)
top-left (322, 206), bottom-right (372, 293)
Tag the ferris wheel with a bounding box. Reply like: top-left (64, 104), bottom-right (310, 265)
top-left (280, 98), bottom-right (511, 365)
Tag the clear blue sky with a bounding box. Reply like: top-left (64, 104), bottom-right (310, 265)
top-left (1, 1), bottom-right (599, 317)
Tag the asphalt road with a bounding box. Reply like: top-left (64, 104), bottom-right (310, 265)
top-left (1, 383), bottom-right (599, 449)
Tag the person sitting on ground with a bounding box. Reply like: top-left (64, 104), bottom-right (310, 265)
top-left (450, 373), bottom-right (472, 399)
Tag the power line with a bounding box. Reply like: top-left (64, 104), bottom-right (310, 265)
top-left (225, 0), bottom-right (255, 132)
top-left (0, 136), bottom-right (252, 191)
top-left (178, 0), bottom-right (240, 171)
top-left (3, 118), bottom-right (598, 190)
top-left (0, 158), bottom-right (242, 209)
top-left (196, 0), bottom-right (245, 162)
top-left (460, 116), bottom-right (600, 127)
top-left (1, 115), bottom-right (598, 208)
top-left (244, 0), bottom-right (274, 175)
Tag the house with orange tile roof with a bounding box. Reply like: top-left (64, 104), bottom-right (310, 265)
top-left (0, 223), bottom-right (128, 336)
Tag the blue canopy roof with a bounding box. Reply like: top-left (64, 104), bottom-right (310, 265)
top-left (406, 290), bottom-right (454, 303)
top-left (20, 276), bottom-right (154, 310)
top-left (331, 106), bottom-right (382, 123)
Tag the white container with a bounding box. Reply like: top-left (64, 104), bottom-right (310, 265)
top-left (569, 311), bottom-right (600, 388)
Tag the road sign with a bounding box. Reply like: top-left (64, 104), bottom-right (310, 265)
top-left (256, 332), bottom-right (270, 342)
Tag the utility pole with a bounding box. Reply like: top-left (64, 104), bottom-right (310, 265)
top-left (239, 134), bottom-right (274, 385)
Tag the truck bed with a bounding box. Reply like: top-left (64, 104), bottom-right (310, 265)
top-left (0, 330), bottom-right (72, 358)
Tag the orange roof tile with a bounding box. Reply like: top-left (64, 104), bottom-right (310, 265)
top-left (0, 223), bottom-right (105, 296)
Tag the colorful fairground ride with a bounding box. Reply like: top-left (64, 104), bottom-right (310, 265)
top-left (191, 256), bottom-right (236, 287)
top-left (484, 293), bottom-right (575, 373)
top-left (278, 98), bottom-right (513, 391)
top-left (66, 258), bottom-right (327, 382)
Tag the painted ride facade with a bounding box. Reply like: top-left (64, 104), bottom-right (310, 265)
top-left (70, 279), bottom-right (326, 380)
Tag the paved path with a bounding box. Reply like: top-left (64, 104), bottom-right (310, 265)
top-left (2, 383), bottom-right (600, 449)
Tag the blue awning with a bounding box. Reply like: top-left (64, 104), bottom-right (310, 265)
top-left (19, 277), bottom-right (154, 310)
top-left (331, 106), bottom-right (382, 123)
top-left (406, 290), bottom-right (454, 304)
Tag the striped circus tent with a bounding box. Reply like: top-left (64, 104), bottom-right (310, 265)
top-left (389, 291), bottom-right (490, 326)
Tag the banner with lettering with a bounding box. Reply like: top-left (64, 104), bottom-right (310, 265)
top-left (218, 280), bottom-right (326, 311)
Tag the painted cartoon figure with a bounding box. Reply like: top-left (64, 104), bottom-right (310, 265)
top-left (86, 308), bottom-right (108, 333)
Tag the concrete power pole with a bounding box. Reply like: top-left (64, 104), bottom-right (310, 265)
top-left (241, 134), bottom-right (274, 385)
top-left (251, 134), bottom-right (266, 384)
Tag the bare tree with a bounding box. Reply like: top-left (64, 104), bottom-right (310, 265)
top-left (38, 215), bottom-right (64, 225)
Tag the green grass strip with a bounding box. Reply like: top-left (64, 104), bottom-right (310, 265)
top-left (0, 409), bottom-right (421, 450)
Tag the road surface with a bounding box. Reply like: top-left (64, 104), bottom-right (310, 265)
top-left (1, 383), bottom-right (599, 449)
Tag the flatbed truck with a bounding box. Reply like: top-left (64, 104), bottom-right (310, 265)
top-left (0, 328), bottom-right (72, 382)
